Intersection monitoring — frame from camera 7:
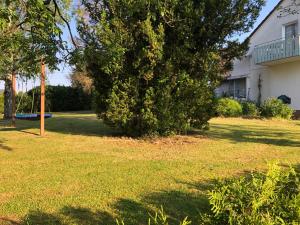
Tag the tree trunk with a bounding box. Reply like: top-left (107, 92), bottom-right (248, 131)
top-left (3, 77), bottom-right (12, 119)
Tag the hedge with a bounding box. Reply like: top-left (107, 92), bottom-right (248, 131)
top-left (17, 85), bottom-right (92, 113)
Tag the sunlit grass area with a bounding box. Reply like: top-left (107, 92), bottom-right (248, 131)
top-left (0, 113), bottom-right (300, 224)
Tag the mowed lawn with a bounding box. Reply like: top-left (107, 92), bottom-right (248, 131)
top-left (0, 112), bottom-right (300, 224)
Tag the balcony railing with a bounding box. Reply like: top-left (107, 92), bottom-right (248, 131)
top-left (254, 35), bottom-right (300, 64)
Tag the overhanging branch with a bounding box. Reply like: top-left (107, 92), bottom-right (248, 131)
top-left (278, 0), bottom-right (300, 18)
top-left (52, 0), bottom-right (78, 48)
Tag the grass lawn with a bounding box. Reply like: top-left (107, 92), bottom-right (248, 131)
top-left (0, 112), bottom-right (300, 224)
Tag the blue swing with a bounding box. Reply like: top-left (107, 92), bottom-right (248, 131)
top-left (15, 79), bottom-right (52, 121)
top-left (16, 113), bottom-right (52, 120)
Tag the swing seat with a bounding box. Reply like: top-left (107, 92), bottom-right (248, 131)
top-left (16, 113), bottom-right (53, 120)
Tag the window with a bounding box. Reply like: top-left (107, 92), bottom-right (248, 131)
top-left (285, 23), bottom-right (297, 40)
top-left (216, 78), bottom-right (247, 99)
top-left (284, 23), bottom-right (298, 57)
top-left (228, 78), bottom-right (246, 99)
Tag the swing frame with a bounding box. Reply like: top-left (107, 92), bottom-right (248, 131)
top-left (11, 61), bottom-right (47, 136)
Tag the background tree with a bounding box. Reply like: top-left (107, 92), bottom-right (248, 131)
top-left (75, 0), bottom-right (265, 136)
top-left (68, 68), bottom-right (93, 95)
top-left (0, 26), bottom-right (40, 118)
top-left (0, 0), bottom-right (74, 119)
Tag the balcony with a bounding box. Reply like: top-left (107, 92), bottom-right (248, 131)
top-left (254, 35), bottom-right (300, 65)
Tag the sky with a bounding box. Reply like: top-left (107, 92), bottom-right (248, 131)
top-left (0, 0), bottom-right (280, 91)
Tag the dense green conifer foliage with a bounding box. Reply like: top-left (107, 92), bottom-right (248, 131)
top-left (77, 0), bottom-right (264, 136)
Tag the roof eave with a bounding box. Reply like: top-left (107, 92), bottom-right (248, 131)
top-left (248, 0), bottom-right (284, 39)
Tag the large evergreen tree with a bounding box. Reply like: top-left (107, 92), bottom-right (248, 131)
top-left (76, 0), bottom-right (265, 136)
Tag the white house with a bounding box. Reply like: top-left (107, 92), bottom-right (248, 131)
top-left (216, 0), bottom-right (300, 117)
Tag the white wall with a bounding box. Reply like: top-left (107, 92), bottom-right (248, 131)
top-left (231, 57), bottom-right (251, 77)
top-left (0, 80), bottom-right (4, 91)
top-left (262, 61), bottom-right (300, 109)
top-left (229, 0), bottom-right (300, 110)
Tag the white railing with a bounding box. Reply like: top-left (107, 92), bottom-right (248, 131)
top-left (254, 35), bottom-right (300, 64)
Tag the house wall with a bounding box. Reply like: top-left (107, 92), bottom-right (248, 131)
top-left (228, 0), bottom-right (300, 110)
top-left (231, 57), bottom-right (251, 77)
top-left (249, 2), bottom-right (300, 54)
top-left (263, 62), bottom-right (300, 110)
top-left (215, 82), bottom-right (230, 97)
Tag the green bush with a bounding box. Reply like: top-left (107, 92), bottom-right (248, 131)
top-left (261, 98), bottom-right (294, 119)
top-left (241, 101), bottom-right (260, 117)
top-left (202, 163), bottom-right (300, 225)
top-left (216, 98), bottom-right (242, 117)
top-left (0, 91), bottom-right (4, 114)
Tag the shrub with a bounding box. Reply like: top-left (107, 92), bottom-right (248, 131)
top-left (0, 91), bottom-right (4, 114)
top-left (261, 98), bottom-right (294, 119)
top-left (202, 163), bottom-right (300, 225)
top-left (241, 101), bottom-right (260, 117)
top-left (216, 98), bottom-right (242, 117)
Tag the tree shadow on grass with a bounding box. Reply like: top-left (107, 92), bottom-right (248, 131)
top-left (19, 196), bottom-right (208, 225)
top-left (15, 178), bottom-right (215, 225)
top-left (22, 210), bottom-right (64, 225)
top-left (0, 138), bottom-right (12, 151)
top-left (60, 206), bottom-right (116, 225)
top-left (207, 123), bottom-right (300, 147)
top-left (2, 113), bottom-right (300, 148)
top-left (45, 116), bottom-right (122, 137)
top-left (6, 163), bottom-right (296, 225)
top-left (143, 190), bottom-right (210, 224)
top-left (0, 114), bottom-right (122, 137)
top-left (16, 163), bottom-right (295, 225)
top-left (18, 207), bottom-right (116, 225)
top-left (5, 166), bottom-right (298, 225)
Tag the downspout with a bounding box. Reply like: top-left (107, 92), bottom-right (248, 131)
top-left (258, 74), bottom-right (262, 106)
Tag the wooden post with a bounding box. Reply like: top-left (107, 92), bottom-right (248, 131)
top-left (11, 71), bottom-right (16, 127)
top-left (40, 61), bottom-right (45, 136)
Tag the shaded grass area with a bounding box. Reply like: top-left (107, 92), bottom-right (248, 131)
top-left (17, 188), bottom-right (210, 225)
top-left (0, 114), bottom-right (300, 224)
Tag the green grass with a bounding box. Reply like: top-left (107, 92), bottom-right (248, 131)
top-left (0, 113), bottom-right (300, 224)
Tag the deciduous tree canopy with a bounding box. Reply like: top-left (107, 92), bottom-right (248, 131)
top-left (0, 0), bottom-right (72, 75)
top-left (0, 0), bottom-right (73, 118)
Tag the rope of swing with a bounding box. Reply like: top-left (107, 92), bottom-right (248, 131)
top-left (16, 77), bottom-right (25, 114)
top-left (31, 78), bottom-right (36, 114)
top-left (16, 77), bottom-right (36, 114)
